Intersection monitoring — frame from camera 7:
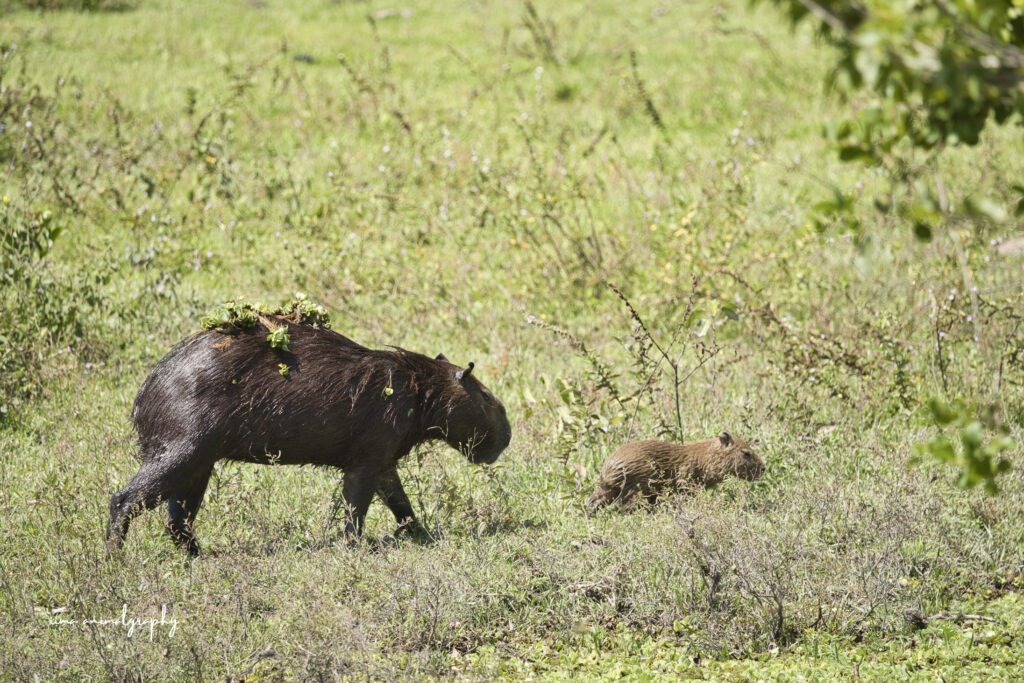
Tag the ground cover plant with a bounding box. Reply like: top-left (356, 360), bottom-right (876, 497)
top-left (1, 0), bottom-right (1022, 678)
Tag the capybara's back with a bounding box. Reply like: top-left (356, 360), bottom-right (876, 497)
top-left (588, 432), bottom-right (763, 511)
top-left (130, 323), bottom-right (380, 470)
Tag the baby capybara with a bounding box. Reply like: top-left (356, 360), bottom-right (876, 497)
top-left (588, 432), bottom-right (763, 511)
top-left (108, 318), bottom-right (511, 555)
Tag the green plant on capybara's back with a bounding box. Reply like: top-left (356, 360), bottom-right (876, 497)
top-left (199, 292), bottom-right (331, 332)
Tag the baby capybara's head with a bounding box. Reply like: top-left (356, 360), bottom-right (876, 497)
top-left (712, 432), bottom-right (764, 481)
top-left (435, 360), bottom-right (511, 465)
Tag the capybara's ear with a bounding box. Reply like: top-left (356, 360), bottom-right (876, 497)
top-left (455, 362), bottom-right (475, 381)
top-left (435, 353), bottom-right (450, 362)
top-left (718, 432), bottom-right (733, 447)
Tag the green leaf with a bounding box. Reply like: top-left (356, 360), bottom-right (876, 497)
top-left (926, 398), bottom-right (959, 425)
top-left (989, 436), bottom-right (1016, 453)
top-left (961, 422), bottom-right (984, 452)
top-left (964, 196), bottom-right (1008, 223)
top-left (926, 436), bottom-right (956, 463)
top-left (838, 145), bottom-right (876, 163)
top-left (266, 326), bottom-right (290, 351)
top-left (555, 378), bottom-right (576, 404)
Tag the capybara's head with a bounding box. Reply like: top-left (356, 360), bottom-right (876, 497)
top-left (714, 431), bottom-right (764, 481)
top-left (434, 359), bottom-right (511, 464)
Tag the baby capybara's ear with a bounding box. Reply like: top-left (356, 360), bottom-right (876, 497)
top-left (435, 353), bottom-right (450, 362)
top-left (455, 362), bottom-right (475, 381)
top-left (718, 432), bottom-right (733, 447)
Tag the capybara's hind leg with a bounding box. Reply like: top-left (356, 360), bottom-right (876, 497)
top-left (340, 467), bottom-right (380, 538)
top-left (166, 470), bottom-right (212, 557)
top-left (107, 462), bottom-right (170, 552)
top-left (107, 488), bottom-right (134, 551)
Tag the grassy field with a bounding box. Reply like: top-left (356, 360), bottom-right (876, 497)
top-left (1, 0), bottom-right (1023, 678)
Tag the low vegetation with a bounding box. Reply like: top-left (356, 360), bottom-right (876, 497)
top-left (1, 0), bottom-right (1021, 678)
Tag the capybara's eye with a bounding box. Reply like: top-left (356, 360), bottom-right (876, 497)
top-left (743, 451), bottom-right (753, 458)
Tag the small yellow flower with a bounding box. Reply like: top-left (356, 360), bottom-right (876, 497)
top-left (205, 155), bottom-right (217, 165)
top-left (2, 196), bottom-right (9, 204)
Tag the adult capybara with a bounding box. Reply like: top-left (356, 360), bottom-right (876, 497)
top-left (108, 317), bottom-right (511, 555)
top-left (588, 432), bottom-right (763, 511)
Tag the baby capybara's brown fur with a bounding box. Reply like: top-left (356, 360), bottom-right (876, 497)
top-left (588, 432), bottom-right (763, 511)
top-left (108, 317), bottom-right (511, 555)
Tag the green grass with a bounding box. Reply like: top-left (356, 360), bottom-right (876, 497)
top-left (461, 591), bottom-right (1024, 680)
top-left (1, 0), bottom-right (1023, 678)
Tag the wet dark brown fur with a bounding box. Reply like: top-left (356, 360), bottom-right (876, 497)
top-left (108, 317), bottom-right (511, 555)
top-left (588, 432), bottom-right (763, 511)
